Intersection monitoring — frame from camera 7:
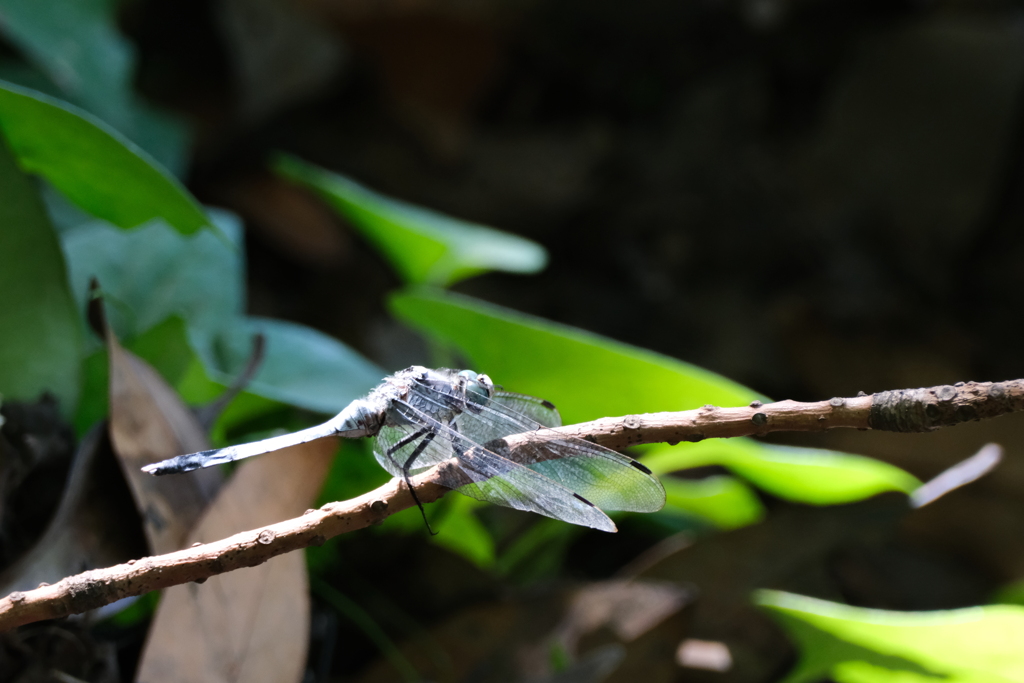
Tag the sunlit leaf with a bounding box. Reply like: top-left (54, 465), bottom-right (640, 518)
top-left (0, 130), bottom-right (81, 412)
top-left (644, 440), bottom-right (920, 505)
top-left (0, 80), bottom-right (207, 233)
top-left (391, 289), bottom-right (918, 509)
top-left (275, 155), bottom-right (548, 286)
top-left (757, 590), bottom-right (1024, 683)
top-left (389, 288), bottom-right (761, 425)
top-left (661, 475), bottom-right (765, 529)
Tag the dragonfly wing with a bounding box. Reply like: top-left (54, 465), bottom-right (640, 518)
top-left (390, 400), bottom-right (616, 532)
top-left (491, 392), bottom-right (562, 428)
top-left (462, 399), bottom-right (665, 513)
top-left (446, 445), bottom-right (616, 532)
top-left (486, 434), bottom-right (665, 513)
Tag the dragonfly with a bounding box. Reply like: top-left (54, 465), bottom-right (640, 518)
top-left (142, 366), bottom-right (666, 532)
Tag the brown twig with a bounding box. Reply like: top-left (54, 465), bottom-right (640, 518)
top-left (0, 378), bottom-right (1021, 631)
top-left (531, 379), bottom-right (1024, 450)
top-left (0, 472), bottom-right (449, 632)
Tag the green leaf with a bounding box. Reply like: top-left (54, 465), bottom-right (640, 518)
top-left (392, 289), bottom-right (916, 510)
top-left (389, 288), bottom-right (762, 425)
top-left (757, 590), bottom-right (1024, 683)
top-left (0, 80), bottom-right (208, 233)
top-left (432, 495), bottom-right (496, 569)
top-left (0, 130), bottom-right (81, 412)
top-left (60, 208), bottom-right (382, 415)
top-left (104, 591), bottom-right (161, 628)
top-left (274, 154), bottom-right (548, 286)
top-left (61, 213), bottom-right (242, 344)
top-left (216, 316), bottom-right (382, 415)
top-left (660, 475), bottom-right (765, 529)
top-left (644, 439), bottom-right (920, 505)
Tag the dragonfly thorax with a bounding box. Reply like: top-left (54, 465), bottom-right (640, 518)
top-left (379, 367), bottom-right (494, 430)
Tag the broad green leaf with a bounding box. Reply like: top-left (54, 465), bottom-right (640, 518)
top-left (389, 289), bottom-right (761, 425)
top-left (644, 439), bottom-right (920, 505)
top-left (60, 208), bottom-right (382, 415)
top-left (0, 130), bottom-right (81, 412)
top-left (757, 590), bottom-right (1024, 683)
top-left (275, 154), bottom-right (548, 286)
top-left (0, 80), bottom-right (208, 233)
top-left (61, 213), bottom-right (242, 345)
top-left (391, 289), bottom-right (916, 509)
top-left (661, 475), bottom-right (765, 529)
top-left (433, 496), bottom-right (496, 569)
top-left (216, 316), bottom-right (382, 415)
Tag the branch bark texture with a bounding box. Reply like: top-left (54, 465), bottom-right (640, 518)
top-left (0, 379), bottom-right (1020, 631)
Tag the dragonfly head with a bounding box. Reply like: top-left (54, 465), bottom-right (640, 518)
top-left (458, 370), bottom-right (494, 412)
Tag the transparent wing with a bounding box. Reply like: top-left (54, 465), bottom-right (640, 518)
top-left (373, 414), bottom-right (457, 478)
top-left (411, 383), bottom-right (665, 514)
top-left (448, 443), bottom-right (616, 533)
top-left (382, 399), bottom-right (616, 532)
top-left (491, 391), bottom-right (562, 428)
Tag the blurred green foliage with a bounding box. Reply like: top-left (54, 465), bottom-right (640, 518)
top-left (758, 590), bottom-right (1024, 683)
top-left (0, 81), bottom-right (203, 233)
top-left (0, 131), bottom-right (81, 410)
top-left (275, 154), bottom-right (548, 286)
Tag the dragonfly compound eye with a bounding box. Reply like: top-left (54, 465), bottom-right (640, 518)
top-left (464, 374), bottom-right (494, 409)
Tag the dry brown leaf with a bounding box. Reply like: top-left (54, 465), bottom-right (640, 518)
top-left (136, 436), bottom-right (337, 683)
top-left (106, 328), bottom-right (222, 554)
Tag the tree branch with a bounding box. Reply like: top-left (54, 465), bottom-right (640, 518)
top-left (1, 378), bottom-right (1021, 632)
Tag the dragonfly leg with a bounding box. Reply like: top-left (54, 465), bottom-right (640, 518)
top-left (386, 426), bottom-right (428, 457)
top-left (398, 429), bottom-right (439, 535)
